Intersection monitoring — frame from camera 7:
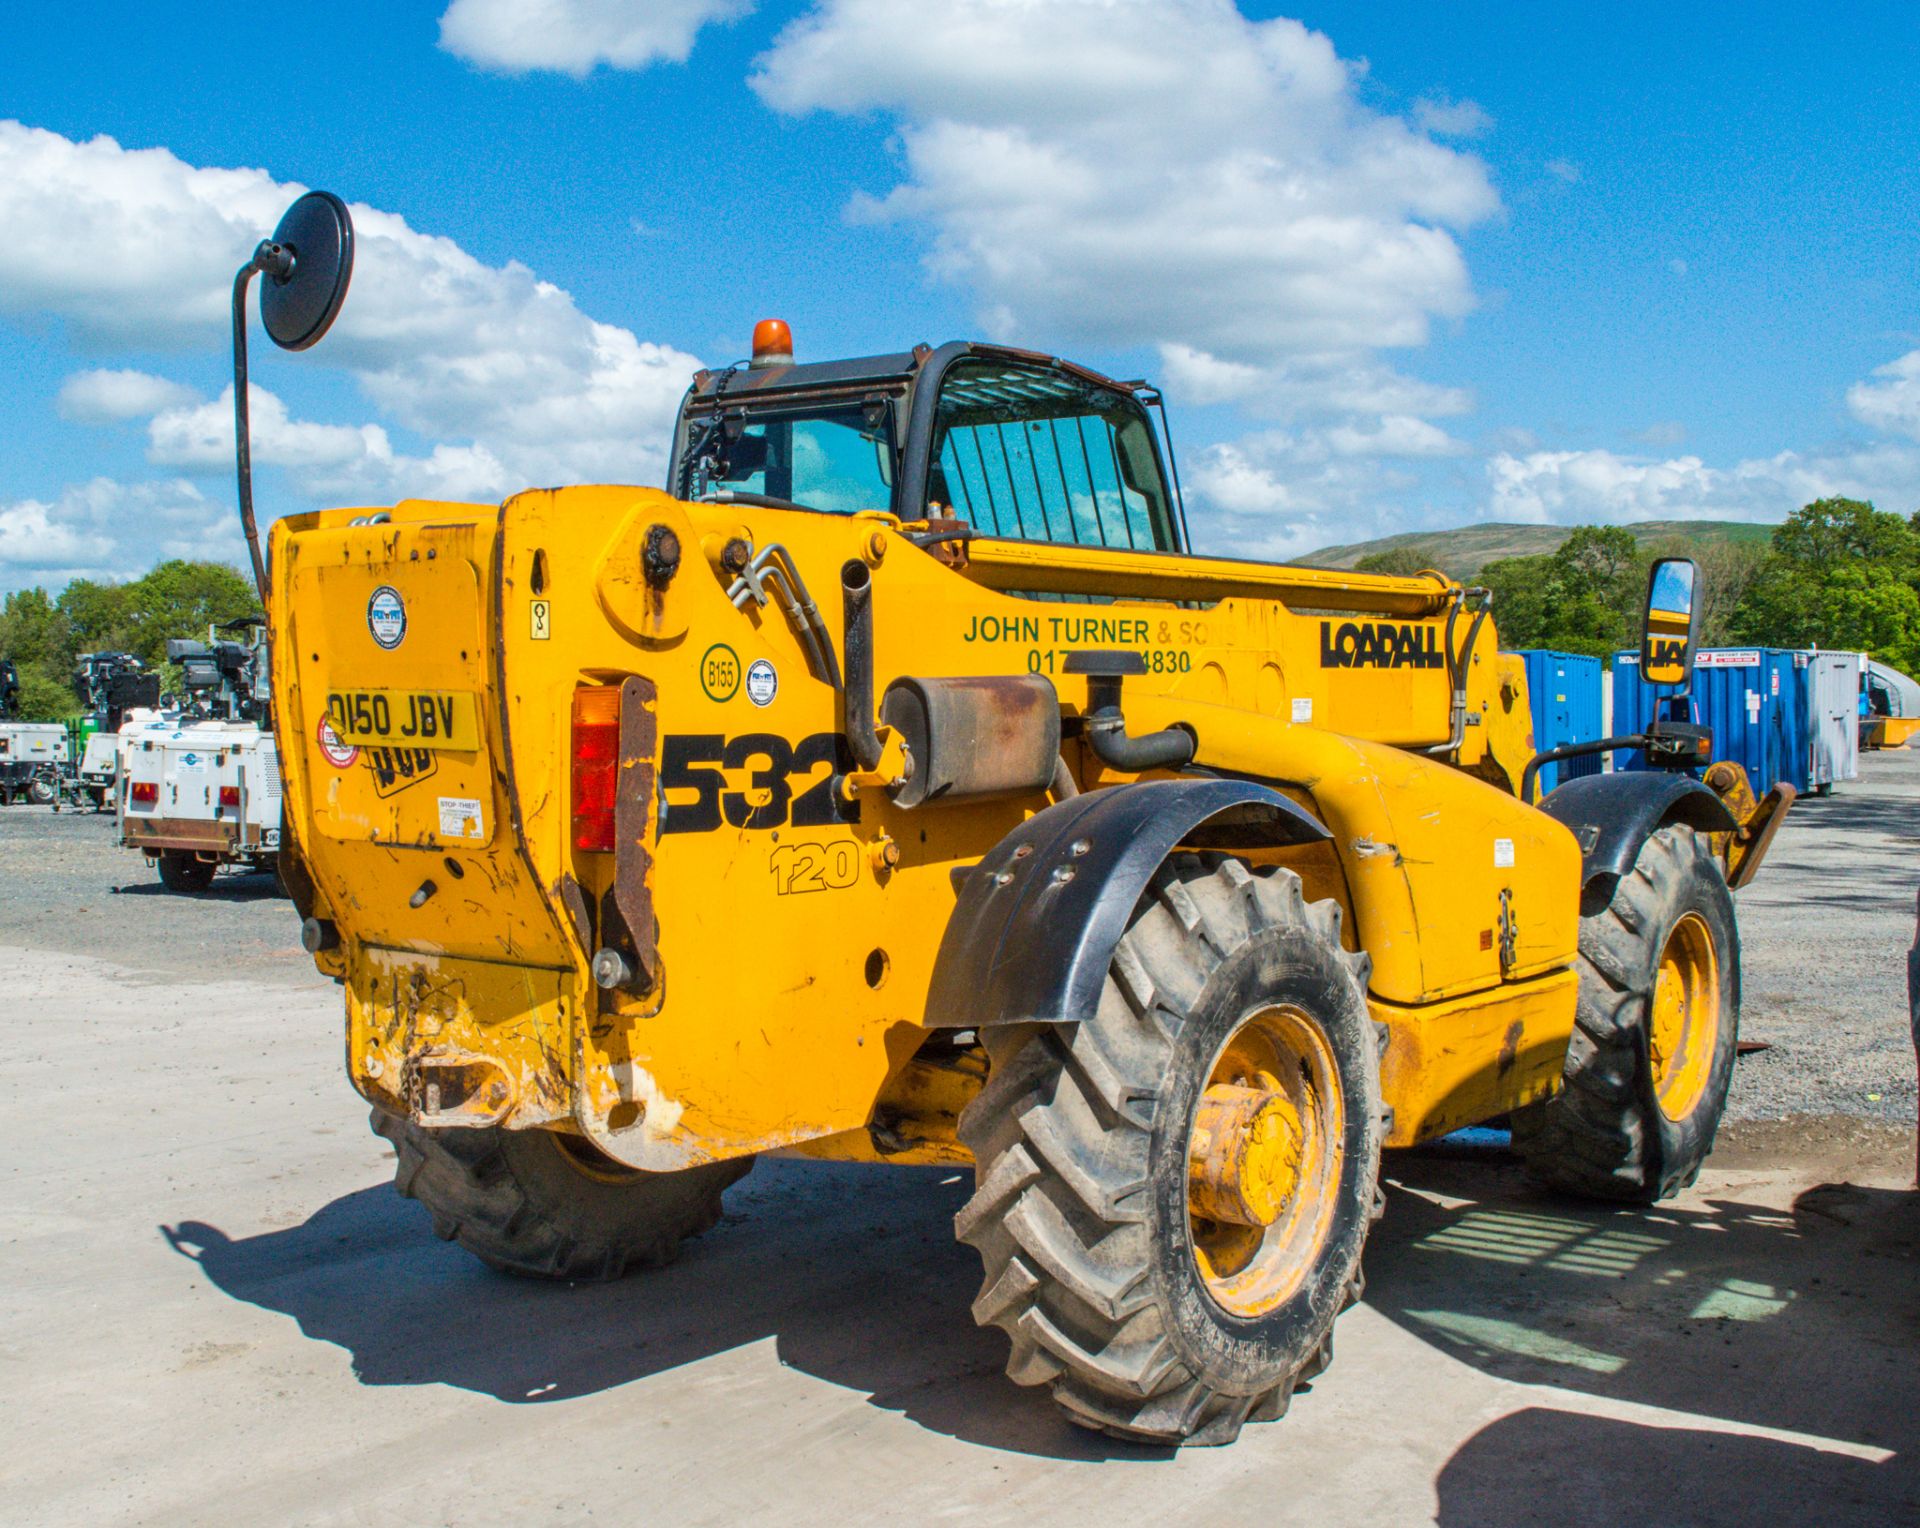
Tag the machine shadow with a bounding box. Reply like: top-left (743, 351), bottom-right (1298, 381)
top-left (164, 1132), bottom-right (1920, 1474)
top-left (112, 870), bottom-right (283, 903)
top-left (1434, 1407), bottom-right (1916, 1527)
top-left (1374, 1150), bottom-right (1920, 1521)
top-left (161, 1155), bottom-right (1134, 1462)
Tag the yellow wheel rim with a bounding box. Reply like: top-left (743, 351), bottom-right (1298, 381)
top-left (1649, 911), bottom-right (1720, 1122)
top-left (1187, 1005), bottom-right (1344, 1319)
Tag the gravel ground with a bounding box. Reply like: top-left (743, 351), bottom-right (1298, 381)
top-left (0, 800), bottom-right (308, 989)
top-left (1729, 745), bottom-right (1920, 1124)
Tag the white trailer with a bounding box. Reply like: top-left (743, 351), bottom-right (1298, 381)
top-left (118, 717), bottom-right (281, 891)
top-left (72, 729), bottom-right (123, 809)
top-left (0, 722), bottom-right (68, 805)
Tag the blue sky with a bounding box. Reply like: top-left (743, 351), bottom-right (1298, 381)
top-left (2, 0), bottom-right (1916, 592)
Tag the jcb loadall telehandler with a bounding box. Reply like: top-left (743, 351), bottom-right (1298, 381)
top-left (234, 194), bottom-right (1789, 1446)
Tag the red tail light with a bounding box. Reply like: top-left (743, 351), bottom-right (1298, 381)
top-left (130, 781), bottom-right (158, 805)
top-left (219, 785), bottom-right (241, 808)
top-left (571, 685), bottom-right (621, 852)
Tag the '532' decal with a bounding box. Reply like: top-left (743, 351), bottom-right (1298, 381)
top-left (660, 732), bottom-right (857, 834)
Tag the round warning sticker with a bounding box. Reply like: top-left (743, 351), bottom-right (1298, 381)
top-left (367, 585), bottom-right (407, 649)
top-left (746, 658), bottom-right (778, 707)
top-left (700, 643), bottom-right (741, 702)
top-left (316, 715), bottom-right (358, 768)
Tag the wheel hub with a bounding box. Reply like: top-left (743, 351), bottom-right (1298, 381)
top-left (1188, 1082), bottom-right (1303, 1227)
top-left (1649, 910), bottom-right (1720, 1122)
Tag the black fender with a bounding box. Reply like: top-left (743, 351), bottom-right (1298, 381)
top-left (1537, 771), bottom-right (1737, 900)
top-left (923, 779), bottom-right (1331, 1029)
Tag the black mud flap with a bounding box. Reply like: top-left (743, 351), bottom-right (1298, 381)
top-left (1538, 771), bottom-right (1738, 904)
top-left (924, 779), bottom-right (1329, 1029)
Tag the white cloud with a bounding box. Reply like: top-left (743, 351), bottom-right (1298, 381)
top-left (437, 0), bottom-right (751, 75)
top-left (1183, 422), bottom-right (1457, 561)
top-left (149, 386), bottom-right (386, 473)
top-left (0, 477), bottom-right (216, 590)
top-left (0, 120), bottom-right (702, 510)
top-left (147, 385), bottom-right (516, 504)
top-left (1158, 343), bottom-right (1473, 420)
top-left (752, 0), bottom-right (1496, 411)
top-left (1848, 349), bottom-right (1920, 442)
top-left (1326, 414), bottom-right (1465, 459)
top-left (58, 368), bottom-right (199, 423)
top-left (1633, 420), bottom-right (1686, 448)
top-left (1545, 158), bottom-right (1581, 183)
top-left (1484, 439), bottom-right (1920, 526)
top-left (1413, 96), bottom-right (1493, 139)
top-left (1668, 257), bottom-right (1688, 277)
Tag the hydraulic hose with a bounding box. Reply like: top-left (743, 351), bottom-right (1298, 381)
top-left (1428, 587), bottom-right (1492, 757)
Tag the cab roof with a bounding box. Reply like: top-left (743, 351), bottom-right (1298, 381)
top-left (683, 340), bottom-right (1145, 406)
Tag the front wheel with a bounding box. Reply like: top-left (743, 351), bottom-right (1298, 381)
top-left (27, 777), bottom-right (53, 806)
top-left (957, 855), bottom-right (1384, 1447)
top-left (1514, 822), bottom-right (1739, 1201)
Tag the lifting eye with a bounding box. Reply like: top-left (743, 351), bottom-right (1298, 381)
top-left (530, 548), bottom-right (548, 595)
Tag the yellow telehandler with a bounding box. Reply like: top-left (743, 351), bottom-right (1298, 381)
top-left (229, 193), bottom-right (1788, 1445)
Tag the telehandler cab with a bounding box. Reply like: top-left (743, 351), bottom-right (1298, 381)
top-left (235, 194), bottom-right (1788, 1445)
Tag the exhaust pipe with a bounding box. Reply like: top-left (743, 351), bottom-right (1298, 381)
top-left (841, 560), bottom-right (883, 772)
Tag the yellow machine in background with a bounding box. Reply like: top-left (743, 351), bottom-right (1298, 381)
top-left (235, 195), bottom-right (1781, 1447)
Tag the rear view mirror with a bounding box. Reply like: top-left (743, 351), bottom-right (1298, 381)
top-left (1641, 557), bottom-right (1699, 687)
top-left (259, 191), bottom-right (355, 353)
top-left (230, 190), bottom-right (355, 605)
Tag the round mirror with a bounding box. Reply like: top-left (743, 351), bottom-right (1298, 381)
top-left (260, 191), bottom-right (354, 352)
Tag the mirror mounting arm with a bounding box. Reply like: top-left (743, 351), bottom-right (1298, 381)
top-left (230, 256), bottom-right (269, 606)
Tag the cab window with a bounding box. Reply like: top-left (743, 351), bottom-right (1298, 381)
top-left (690, 401), bottom-right (895, 514)
top-left (930, 359), bottom-right (1177, 551)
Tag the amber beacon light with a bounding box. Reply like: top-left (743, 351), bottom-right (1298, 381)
top-left (750, 318), bottom-right (794, 369)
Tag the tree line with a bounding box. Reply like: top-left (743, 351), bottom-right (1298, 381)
top-left (1356, 498), bottom-right (1920, 674)
top-left (0, 561), bottom-right (260, 720)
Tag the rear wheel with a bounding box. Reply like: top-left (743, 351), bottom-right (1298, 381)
top-left (1514, 823), bottom-right (1739, 1201)
top-left (372, 1110), bottom-right (752, 1280)
top-left (956, 855), bottom-right (1384, 1447)
top-left (157, 851), bottom-right (217, 892)
top-left (26, 776), bottom-right (53, 805)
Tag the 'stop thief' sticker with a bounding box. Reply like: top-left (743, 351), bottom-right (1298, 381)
top-left (367, 586), bottom-right (407, 650)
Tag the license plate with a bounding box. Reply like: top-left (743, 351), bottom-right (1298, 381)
top-left (325, 689), bottom-right (480, 751)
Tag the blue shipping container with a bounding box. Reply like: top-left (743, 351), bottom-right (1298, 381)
top-left (1610, 648), bottom-right (1810, 796)
top-left (1512, 650), bottom-right (1605, 793)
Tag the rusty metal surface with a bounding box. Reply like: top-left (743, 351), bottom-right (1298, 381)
top-left (611, 674), bottom-right (660, 989)
top-left (879, 673), bottom-right (1060, 809)
top-left (122, 818), bottom-right (245, 852)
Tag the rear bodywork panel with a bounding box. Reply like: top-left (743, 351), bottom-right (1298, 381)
top-left (273, 487), bottom-right (1582, 1167)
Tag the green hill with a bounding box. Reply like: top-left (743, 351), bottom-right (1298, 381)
top-left (1296, 519), bottom-right (1774, 578)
